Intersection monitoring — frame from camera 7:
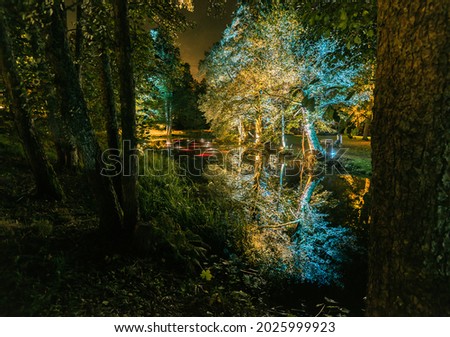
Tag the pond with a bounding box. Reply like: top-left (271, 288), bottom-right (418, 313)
top-left (162, 138), bottom-right (370, 313)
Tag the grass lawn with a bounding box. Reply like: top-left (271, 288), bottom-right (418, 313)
top-left (335, 136), bottom-right (372, 177)
top-left (285, 134), bottom-right (372, 177)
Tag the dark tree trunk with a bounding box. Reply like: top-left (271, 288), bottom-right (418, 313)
top-left (368, 0), bottom-right (450, 316)
top-left (26, 17), bottom-right (78, 170)
top-left (0, 14), bottom-right (64, 201)
top-left (362, 116), bottom-right (371, 141)
top-left (44, 0), bottom-right (123, 233)
top-left (74, 0), bottom-right (84, 82)
top-left (100, 48), bottom-right (123, 203)
top-left (47, 86), bottom-right (78, 169)
top-left (114, 0), bottom-right (139, 233)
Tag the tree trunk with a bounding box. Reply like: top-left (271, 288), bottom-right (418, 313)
top-left (25, 19), bottom-right (79, 170)
top-left (114, 0), bottom-right (139, 233)
top-left (44, 0), bottom-right (123, 233)
top-left (237, 117), bottom-right (246, 145)
top-left (47, 87), bottom-right (78, 169)
top-left (100, 49), bottom-right (123, 203)
top-left (74, 0), bottom-right (83, 82)
top-left (254, 113), bottom-right (262, 145)
top-left (301, 107), bottom-right (325, 156)
top-left (281, 110), bottom-right (286, 148)
top-left (0, 14), bottom-right (64, 201)
top-left (298, 175), bottom-right (322, 217)
top-left (368, 0), bottom-right (450, 316)
top-left (293, 175), bottom-right (322, 237)
top-left (164, 95), bottom-right (173, 139)
top-left (362, 116), bottom-right (371, 141)
top-left (253, 150), bottom-right (262, 193)
top-left (250, 150), bottom-right (263, 221)
top-left (277, 162), bottom-right (286, 212)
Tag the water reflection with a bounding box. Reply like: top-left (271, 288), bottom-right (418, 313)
top-left (167, 141), bottom-right (369, 287)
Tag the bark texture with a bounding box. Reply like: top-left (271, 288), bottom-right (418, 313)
top-left (44, 0), bottom-right (123, 233)
top-left (100, 49), bottom-right (122, 202)
top-left (362, 116), bottom-right (371, 141)
top-left (47, 87), bottom-right (78, 169)
top-left (26, 21), bottom-right (78, 169)
top-left (368, 0), bottom-right (450, 316)
top-left (0, 14), bottom-right (64, 200)
top-left (114, 0), bottom-right (139, 232)
top-left (74, 0), bottom-right (84, 82)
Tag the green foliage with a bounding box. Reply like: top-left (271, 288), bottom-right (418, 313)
top-left (172, 65), bottom-right (208, 130)
top-left (30, 219), bottom-right (53, 238)
top-left (293, 0), bottom-right (377, 60)
top-left (0, 0), bottom-right (370, 317)
top-left (200, 268), bottom-right (213, 281)
top-left (200, 4), bottom-right (370, 147)
top-left (187, 257), bottom-right (268, 316)
top-left (141, 28), bottom-right (206, 132)
top-left (138, 154), bottom-right (247, 257)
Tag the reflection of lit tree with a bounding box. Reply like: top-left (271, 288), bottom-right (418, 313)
top-left (291, 175), bottom-right (356, 286)
top-left (209, 147), bottom-right (357, 285)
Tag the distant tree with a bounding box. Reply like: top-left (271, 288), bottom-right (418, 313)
top-left (147, 28), bottom-right (184, 137)
top-left (172, 63), bottom-right (207, 130)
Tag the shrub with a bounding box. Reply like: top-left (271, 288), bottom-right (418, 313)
top-left (137, 154), bottom-right (247, 267)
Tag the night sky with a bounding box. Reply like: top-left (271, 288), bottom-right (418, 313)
top-left (177, 0), bottom-right (238, 79)
top-left (66, 0), bottom-right (238, 80)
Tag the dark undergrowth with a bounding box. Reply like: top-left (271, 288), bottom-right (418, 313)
top-left (0, 128), bottom-right (364, 317)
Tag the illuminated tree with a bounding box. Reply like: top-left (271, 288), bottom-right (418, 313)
top-left (333, 66), bottom-right (374, 143)
top-left (291, 37), bottom-right (366, 155)
top-left (148, 28), bottom-right (184, 137)
top-left (200, 6), bottom-right (301, 145)
top-left (200, 4), bottom-right (365, 153)
top-left (199, 5), bottom-right (256, 143)
top-left (294, 0), bottom-right (377, 60)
